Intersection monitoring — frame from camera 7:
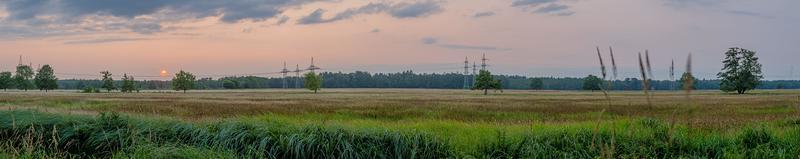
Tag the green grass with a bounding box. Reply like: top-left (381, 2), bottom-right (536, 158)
top-left (0, 110), bottom-right (798, 158)
top-left (0, 89), bottom-right (799, 158)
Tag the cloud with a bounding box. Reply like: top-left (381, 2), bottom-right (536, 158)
top-left (130, 22), bottom-right (162, 34)
top-left (534, 4), bottom-right (568, 14)
top-left (371, 28), bottom-right (380, 33)
top-left (388, 1), bottom-right (443, 18)
top-left (63, 37), bottom-right (149, 45)
top-left (422, 37), bottom-right (438, 44)
top-left (297, 1), bottom-right (443, 25)
top-left (726, 10), bottom-right (774, 19)
top-left (275, 16), bottom-right (290, 25)
top-left (510, 0), bottom-right (574, 16)
top-left (421, 37), bottom-right (510, 51)
top-left (440, 44), bottom-right (512, 51)
top-left (663, 0), bottom-right (721, 8)
top-left (511, 0), bottom-right (557, 7)
top-left (472, 11), bottom-right (495, 18)
top-left (0, 0), bottom-right (324, 38)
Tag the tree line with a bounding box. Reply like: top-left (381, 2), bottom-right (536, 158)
top-left (2, 47), bottom-right (790, 94)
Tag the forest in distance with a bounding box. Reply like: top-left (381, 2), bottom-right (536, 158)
top-left (55, 70), bottom-right (800, 90)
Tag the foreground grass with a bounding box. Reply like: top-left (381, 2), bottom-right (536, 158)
top-left (1, 110), bottom-right (799, 158)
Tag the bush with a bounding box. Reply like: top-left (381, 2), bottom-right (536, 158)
top-left (81, 87), bottom-right (100, 93)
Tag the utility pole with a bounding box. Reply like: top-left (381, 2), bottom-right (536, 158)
top-left (481, 53), bottom-right (488, 70)
top-left (307, 57), bottom-right (320, 73)
top-left (472, 61), bottom-right (477, 86)
top-left (281, 61), bottom-right (290, 89)
top-left (295, 64), bottom-right (301, 88)
top-left (463, 57), bottom-right (469, 89)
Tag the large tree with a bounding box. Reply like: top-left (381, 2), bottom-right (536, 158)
top-left (34, 65), bottom-right (58, 92)
top-left (0, 72), bottom-right (13, 91)
top-left (678, 72), bottom-right (698, 90)
top-left (100, 71), bottom-right (116, 92)
top-left (172, 70), bottom-right (196, 93)
top-left (13, 65), bottom-right (34, 91)
top-left (120, 74), bottom-right (137, 93)
top-left (717, 47), bottom-right (763, 94)
top-left (304, 72), bottom-right (322, 93)
top-left (529, 78), bottom-right (543, 90)
top-left (474, 70), bottom-right (501, 95)
top-left (582, 75), bottom-right (602, 91)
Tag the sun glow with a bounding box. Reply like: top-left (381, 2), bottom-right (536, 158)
top-left (160, 69), bottom-right (169, 77)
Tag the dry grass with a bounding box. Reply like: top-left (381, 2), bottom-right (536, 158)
top-left (0, 89), bottom-right (798, 130)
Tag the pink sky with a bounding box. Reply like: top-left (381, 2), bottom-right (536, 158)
top-left (0, 0), bottom-right (798, 80)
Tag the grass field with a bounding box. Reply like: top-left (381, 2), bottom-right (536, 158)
top-left (1, 89), bottom-right (799, 158)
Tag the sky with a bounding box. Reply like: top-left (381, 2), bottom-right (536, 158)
top-left (0, 0), bottom-right (798, 80)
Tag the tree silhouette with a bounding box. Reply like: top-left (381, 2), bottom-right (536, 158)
top-left (34, 65), bottom-right (58, 92)
top-left (582, 75), bottom-right (602, 91)
top-left (304, 72), bottom-right (322, 93)
top-left (13, 65), bottom-right (34, 91)
top-left (0, 72), bottom-right (13, 91)
top-left (718, 48), bottom-right (763, 94)
top-left (100, 71), bottom-right (116, 92)
top-left (172, 70), bottom-right (196, 93)
top-left (474, 70), bottom-right (501, 95)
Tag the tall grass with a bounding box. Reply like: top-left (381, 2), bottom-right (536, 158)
top-left (0, 110), bottom-right (450, 158)
top-left (1, 110), bottom-right (798, 158)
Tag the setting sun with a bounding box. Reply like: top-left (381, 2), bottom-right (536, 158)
top-left (159, 70), bottom-right (169, 77)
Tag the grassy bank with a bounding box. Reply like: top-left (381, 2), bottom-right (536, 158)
top-left (1, 110), bottom-right (798, 158)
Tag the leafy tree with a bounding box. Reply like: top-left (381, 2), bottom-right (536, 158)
top-left (582, 75), bottom-right (602, 91)
top-left (13, 65), bottom-right (34, 91)
top-left (529, 78), bottom-right (543, 90)
top-left (34, 65), bottom-right (58, 92)
top-left (677, 72), bottom-right (698, 90)
top-left (100, 71), bottom-right (116, 92)
top-left (304, 72), bottom-right (322, 93)
top-left (120, 74), bottom-right (137, 93)
top-left (474, 70), bottom-right (501, 95)
top-left (222, 79), bottom-right (239, 89)
top-left (0, 72), bottom-right (12, 91)
top-left (172, 70), bottom-right (196, 93)
top-left (718, 48), bottom-right (763, 94)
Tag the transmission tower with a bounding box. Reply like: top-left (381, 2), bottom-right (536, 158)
top-left (294, 64), bottom-right (301, 88)
top-left (463, 57), bottom-right (469, 89)
top-left (472, 61), bottom-right (477, 86)
top-left (481, 53), bottom-right (488, 70)
top-left (307, 57), bottom-right (321, 73)
top-left (18, 55), bottom-right (22, 66)
top-left (280, 61), bottom-right (290, 89)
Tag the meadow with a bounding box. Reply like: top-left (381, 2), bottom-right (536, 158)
top-left (0, 89), bottom-right (799, 158)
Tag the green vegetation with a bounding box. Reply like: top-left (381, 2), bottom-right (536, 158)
top-left (0, 110), bottom-right (448, 158)
top-left (719, 47), bottom-right (763, 94)
top-left (13, 65), bottom-right (34, 91)
top-left (304, 72), bottom-right (321, 93)
top-left (679, 72), bottom-right (698, 90)
top-left (582, 75), bottom-right (602, 91)
top-left (474, 70), bottom-right (501, 95)
top-left (529, 78), bottom-right (543, 90)
top-left (33, 64), bottom-right (58, 92)
top-left (0, 89), bottom-right (798, 158)
top-left (172, 70), bottom-right (196, 93)
top-left (0, 72), bottom-right (12, 91)
top-left (120, 74), bottom-right (137, 93)
top-left (100, 71), bottom-right (116, 92)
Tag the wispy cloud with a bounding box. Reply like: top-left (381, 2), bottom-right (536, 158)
top-left (0, 0), bottom-right (324, 38)
top-left (63, 37), bottom-right (149, 45)
top-left (298, 1), bottom-right (443, 25)
top-left (421, 37), bottom-right (511, 51)
top-left (511, 0), bottom-right (575, 16)
top-left (472, 11), bottom-right (495, 18)
top-left (726, 10), bottom-right (774, 19)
